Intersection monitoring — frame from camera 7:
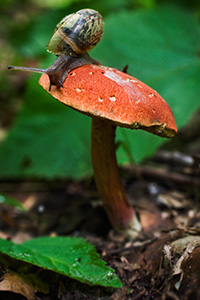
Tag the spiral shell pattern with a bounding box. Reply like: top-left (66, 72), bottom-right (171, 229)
top-left (47, 9), bottom-right (104, 56)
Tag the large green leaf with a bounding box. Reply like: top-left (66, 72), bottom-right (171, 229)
top-left (34, 0), bottom-right (77, 9)
top-left (0, 236), bottom-right (122, 288)
top-left (0, 6), bottom-right (199, 178)
top-left (91, 6), bottom-right (200, 163)
top-left (0, 72), bottom-right (92, 179)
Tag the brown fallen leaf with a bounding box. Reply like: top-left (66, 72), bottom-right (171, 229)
top-left (0, 272), bottom-right (37, 300)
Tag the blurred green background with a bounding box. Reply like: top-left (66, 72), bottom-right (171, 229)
top-left (0, 0), bottom-right (200, 179)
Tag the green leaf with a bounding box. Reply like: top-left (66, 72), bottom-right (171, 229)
top-left (0, 193), bottom-right (26, 211)
top-left (11, 11), bottom-right (65, 57)
top-left (0, 5), bottom-right (200, 178)
top-left (92, 5), bottom-right (200, 162)
top-left (0, 237), bottom-right (122, 288)
top-left (0, 70), bottom-right (92, 179)
top-left (34, 0), bottom-right (75, 9)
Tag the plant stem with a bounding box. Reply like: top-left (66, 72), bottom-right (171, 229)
top-left (91, 117), bottom-right (141, 237)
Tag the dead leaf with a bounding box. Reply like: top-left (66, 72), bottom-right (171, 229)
top-left (163, 235), bottom-right (200, 290)
top-left (0, 272), bottom-right (37, 300)
top-left (156, 191), bottom-right (191, 210)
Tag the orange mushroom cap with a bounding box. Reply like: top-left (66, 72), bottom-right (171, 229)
top-left (39, 64), bottom-right (177, 138)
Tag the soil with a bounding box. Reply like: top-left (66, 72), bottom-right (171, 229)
top-left (0, 114), bottom-right (200, 300)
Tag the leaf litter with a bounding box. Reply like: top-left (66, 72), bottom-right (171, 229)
top-left (0, 114), bottom-right (200, 300)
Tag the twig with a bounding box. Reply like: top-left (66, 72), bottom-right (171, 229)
top-left (131, 165), bottom-right (200, 189)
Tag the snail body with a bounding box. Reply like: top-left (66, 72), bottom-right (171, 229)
top-left (8, 9), bottom-right (104, 90)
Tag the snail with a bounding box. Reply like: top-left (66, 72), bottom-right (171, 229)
top-left (8, 9), bottom-right (104, 90)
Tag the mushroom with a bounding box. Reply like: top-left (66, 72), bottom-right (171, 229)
top-left (39, 64), bottom-right (177, 238)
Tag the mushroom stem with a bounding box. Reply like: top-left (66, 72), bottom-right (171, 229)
top-left (91, 117), bottom-right (141, 237)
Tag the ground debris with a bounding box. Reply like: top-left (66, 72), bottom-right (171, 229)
top-left (0, 148), bottom-right (200, 299)
top-left (0, 272), bottom-right (37, 300)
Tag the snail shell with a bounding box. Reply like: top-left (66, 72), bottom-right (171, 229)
top-left (8, 8), bottom-right (103, 90)
top-left (47, 9), bottom-right (104, 56)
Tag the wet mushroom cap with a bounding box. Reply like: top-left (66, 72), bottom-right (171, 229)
top-left (39, 64), bottom-right (177, 137)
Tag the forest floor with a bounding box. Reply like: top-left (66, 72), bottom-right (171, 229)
top-left (0, 112), bottom-right (200, 300)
